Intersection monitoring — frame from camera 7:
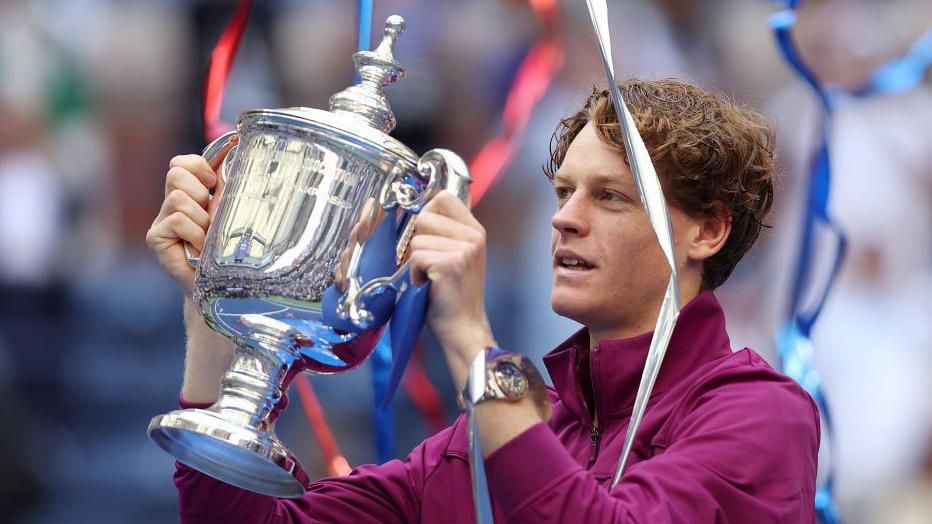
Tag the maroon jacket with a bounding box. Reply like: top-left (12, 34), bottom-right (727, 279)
top-left (175, 291), bottom-right (819, 522)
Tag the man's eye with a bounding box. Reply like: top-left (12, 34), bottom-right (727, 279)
top-left (601, 190), bottom-right (625, 201)
top-left (555, 186), bottom-right (572, 200)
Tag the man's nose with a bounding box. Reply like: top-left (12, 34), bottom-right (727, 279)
top-left (551, 192), bottom-right (589, 236)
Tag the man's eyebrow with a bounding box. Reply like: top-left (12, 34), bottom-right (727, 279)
top-left (553, 172), bottom-right (631, 187)
top-left (589, 173), bottom-right (629, 187)
top-left (551, 172), bottom-right (572, 184)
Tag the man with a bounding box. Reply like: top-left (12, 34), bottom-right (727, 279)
top-left (147, 78), bottom-right (819, 522)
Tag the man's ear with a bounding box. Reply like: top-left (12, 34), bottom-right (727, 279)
top-left (687, 208), bottom-right (731, 263)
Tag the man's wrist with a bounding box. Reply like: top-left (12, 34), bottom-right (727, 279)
top-left (440, 326), bottom-right (497, 391)
top-left (180, 297), bottom-right (235, 404)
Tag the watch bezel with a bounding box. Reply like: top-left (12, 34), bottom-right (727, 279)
top-left (492, 359), bottom-right (529, 400)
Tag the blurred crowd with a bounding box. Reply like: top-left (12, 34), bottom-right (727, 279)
top-left (0, 0), bottom-right (929, 522)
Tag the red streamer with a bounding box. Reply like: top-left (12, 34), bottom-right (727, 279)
top-left (202, 0), bottom-right (254, 142)
top-left (469, 4), bottom-right (564, 206)
top-left (294, 376), bottom-right (352, 477)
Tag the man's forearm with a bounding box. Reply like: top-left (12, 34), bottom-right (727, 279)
top-left (180, 299), bottom-right (235, 404)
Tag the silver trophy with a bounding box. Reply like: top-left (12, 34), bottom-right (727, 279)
top-left (148, 15), bottom-right (471, 498)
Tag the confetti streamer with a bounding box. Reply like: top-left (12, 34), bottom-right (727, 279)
top-left (579, 0), bottom-right (683, 488)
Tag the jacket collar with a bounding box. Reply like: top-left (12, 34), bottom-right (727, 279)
top-left (543, 290), bottom-right (733, 424)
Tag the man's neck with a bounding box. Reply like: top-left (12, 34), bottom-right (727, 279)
top-left (587, 286), bottom-right (701, 348)
top-left (588, 323), bottom-right (652, 348)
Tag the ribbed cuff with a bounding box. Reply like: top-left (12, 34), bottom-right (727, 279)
top-left (484, 422), bottom-right (579, 517)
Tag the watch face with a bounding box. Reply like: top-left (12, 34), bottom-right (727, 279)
top-left (493, 361), bottom-right (528, 399)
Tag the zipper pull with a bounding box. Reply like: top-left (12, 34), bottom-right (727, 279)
top-left (587, 426), bottom-right (602, 468)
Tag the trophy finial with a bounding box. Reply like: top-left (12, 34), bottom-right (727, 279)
top-left (329, 15), bottom-right (407, 133)
top-left (374, 15), bottom-right (405, 57)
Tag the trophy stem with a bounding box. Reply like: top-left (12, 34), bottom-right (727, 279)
top-left (215, 337), bottom-right (295, 429)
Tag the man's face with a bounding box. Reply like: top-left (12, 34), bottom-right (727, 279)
top-left (550, 122), bottom-right (692, 337)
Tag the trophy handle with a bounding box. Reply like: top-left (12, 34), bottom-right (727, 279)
top-left (184, 131), bottom-right (239, 267)
top-left (337, 149), bottom-right (472, 329)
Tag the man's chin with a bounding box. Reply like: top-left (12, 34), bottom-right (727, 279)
top-left (550, 295), bottom-right (594, 324)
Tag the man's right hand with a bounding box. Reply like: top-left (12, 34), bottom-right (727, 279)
top-left (146, 154), bottom-right (222, 297)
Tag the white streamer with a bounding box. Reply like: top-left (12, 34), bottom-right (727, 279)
top-left (583, 0), bottom-right (682, 489)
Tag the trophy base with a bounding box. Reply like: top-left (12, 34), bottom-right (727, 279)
top-left (148, 408), bottom-right (309, 498)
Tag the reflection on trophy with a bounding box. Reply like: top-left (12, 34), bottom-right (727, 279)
top-left (147, 15), bottom-right (472, 498)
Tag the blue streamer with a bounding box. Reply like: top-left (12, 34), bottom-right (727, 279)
top-left (853, 28), bottom-right (932, 97)
top-left (768, 6), bottom-right (929, 524)
top-left (370, 222), bottom-right (431, 451)
top-left (382, 279), bottom-right (430, 410)
top-left (358, 0), bottom-right (374, 52)
top-left (372, 326), bottom-right (395, 463)
top-left (770, 4), bottom-right (844, 523)
top-left (355, 0), bottom-right (397, 463)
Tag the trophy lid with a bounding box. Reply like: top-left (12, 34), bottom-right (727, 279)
top-left (236, 15), bottom-right (416, 167)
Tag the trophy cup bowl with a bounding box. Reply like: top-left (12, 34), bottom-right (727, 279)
top-left (147, 15), bottom-right (472, 497)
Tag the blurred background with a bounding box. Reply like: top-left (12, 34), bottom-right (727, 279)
top-left (0, 0), bottom-right (929, 522)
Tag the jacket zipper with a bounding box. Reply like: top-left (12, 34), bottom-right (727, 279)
top-left (588, 345), bottom-right (601, 468)
top-left (574, 346), bottom-right (602, 469)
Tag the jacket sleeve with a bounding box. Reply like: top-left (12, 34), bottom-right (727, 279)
top-left (175, 433), bottom-right (445, 524)
top-left (174, 419), bottom-right (458, 524)
top-left (483, 374), bottom-right (820, 523)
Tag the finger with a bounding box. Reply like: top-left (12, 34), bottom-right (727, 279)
top-left (334, 244), bottom-right (354, 290)
top-left (414, 211), bottom-right (484, 244)
top-left (333, 262), bottom-right (346, 290)
top-left (408, 234), bottom-right (471, 254)
top-left (408, 248), bottom-right (443, 287)
top-left (169, 154), bottom-right (217, 189)
top-left (356, 199), bottom-right (384, 242)
top-left (348, 222), bottom-right (363, 246)
top-left (148, 211), bottom-right (208, 254)
top-left (156, 190), bottom-right (211, 231)
top-left (349, 213), bottom-right (378, 245)
top-left (421, 190), bottom-right (481, 229)
top-left (407, 249), bottom-right (467, 287)
top-left (165, 167), bottom-right (212, 208)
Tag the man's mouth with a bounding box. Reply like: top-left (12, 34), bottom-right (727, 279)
top-left (554, 250), bottom-right (595, 270)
